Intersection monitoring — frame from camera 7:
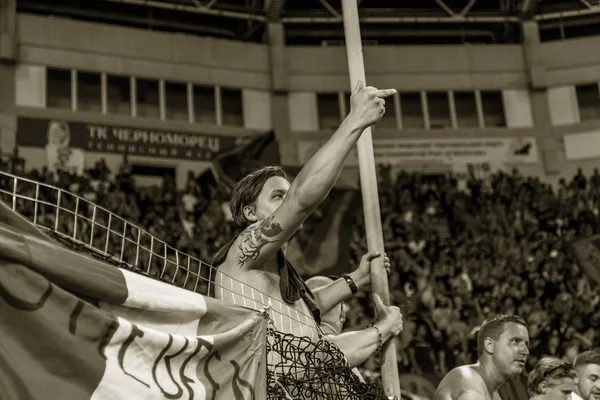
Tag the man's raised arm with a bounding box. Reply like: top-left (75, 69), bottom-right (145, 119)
top-left (230, 81), bottom-right (396, 270)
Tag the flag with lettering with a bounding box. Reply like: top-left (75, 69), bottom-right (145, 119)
top-left (0, 202), bottom-right (267, 400)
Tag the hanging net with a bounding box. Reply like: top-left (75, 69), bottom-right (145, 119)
top-left (266, 327), bottom-right (387, 399)
top-left (0, 171), bottom-right (387, 399)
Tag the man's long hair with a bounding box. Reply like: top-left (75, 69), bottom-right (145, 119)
top-left (229, 166), bottom-right (288, 229)
top-left (212, 166), bottom-right (288, 268)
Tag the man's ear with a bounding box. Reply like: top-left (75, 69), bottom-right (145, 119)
top-left (243, 205), bottom-right (257, 223)
top-left (484, 337), bottom-right (495, 355)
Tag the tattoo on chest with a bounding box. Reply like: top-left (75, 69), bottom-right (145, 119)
top-left (238, 216), bottom-right (284, 266)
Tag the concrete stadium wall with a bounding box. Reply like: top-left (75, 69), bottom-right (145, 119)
top-left (2, 13), bottom-right (600, 187)
top-left (17, 15), bottom-right (271, 89)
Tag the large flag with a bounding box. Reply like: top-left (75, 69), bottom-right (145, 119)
top-left (0, 202), bottom-right (267, 400)
top-left (212, 131), bottom-right (278, 189)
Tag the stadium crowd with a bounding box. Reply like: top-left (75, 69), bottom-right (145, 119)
top-left (356, 165), bottom-right (600, 383)
top-left (2, 152), bottom-right (600, 383)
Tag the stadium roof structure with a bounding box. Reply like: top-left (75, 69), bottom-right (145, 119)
top-left (16, 0), bottom-right (600, 44)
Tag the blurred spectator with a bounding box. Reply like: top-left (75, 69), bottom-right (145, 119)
top-left (527, 357), bottom-right (576, 399)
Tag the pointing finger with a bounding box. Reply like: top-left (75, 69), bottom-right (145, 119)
top-left (374, 88), bottom-right (397, 98)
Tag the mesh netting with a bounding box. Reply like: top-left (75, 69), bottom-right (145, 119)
top-left (266, 327), bottom-right (387, 399)
top-left (0, 170), bottom-right (388, 399)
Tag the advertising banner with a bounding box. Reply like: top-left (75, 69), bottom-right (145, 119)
top-left (297, 137), bottom-right (539, 173)
top-left (17, 117), bottom-right (238, 161)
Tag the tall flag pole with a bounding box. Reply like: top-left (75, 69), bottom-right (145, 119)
top-left (341, 0), bottom-right (401, 398)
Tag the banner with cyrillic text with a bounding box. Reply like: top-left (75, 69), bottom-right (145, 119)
top-left (16, 117), bottom-right (238, 161)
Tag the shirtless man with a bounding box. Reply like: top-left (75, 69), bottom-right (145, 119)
top-left (211, 80), bottom-right (400, 341)
top-left (572, 350), bottom-right (600, 400)
top-left (435, 315), bottom-right (530, 400)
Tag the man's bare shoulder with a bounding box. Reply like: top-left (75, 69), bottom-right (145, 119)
top-left (439, 364), bottom-right (485, 384)
top-left (216, 245), bottom-right (278, 296)
top-left (435, 365), bottom-right (488, 400)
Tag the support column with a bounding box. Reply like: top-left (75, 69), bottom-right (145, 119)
top-left (0, 0), bottom-right (17, 152)
top-left (521, 20), bottom-right (565, 176)
top-left (0, 0), bottom-right (17, 63)
top-left (521, 20), bottom-right (546, 89)
top-left (267, 22), bottom-right (295, 164)
top-left (530, 91), bottom-right (565, 175)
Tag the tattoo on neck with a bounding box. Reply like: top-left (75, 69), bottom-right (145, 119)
top-left (238, 215), bottom-right (284, 266)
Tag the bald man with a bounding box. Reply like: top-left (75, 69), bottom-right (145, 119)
top-left (435, 314), bottom-right (530, 400)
